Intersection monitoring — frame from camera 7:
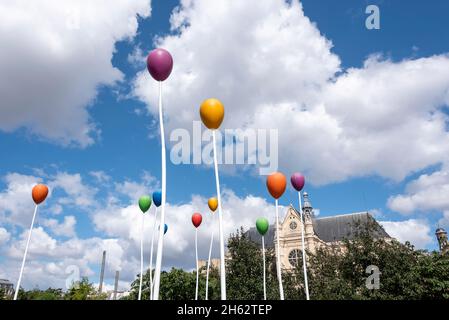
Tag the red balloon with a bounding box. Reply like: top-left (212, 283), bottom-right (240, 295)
top-left (32, 184), bottom-right (49, 205)
top-left (192, 213), bottom-right (202, 228)
top-left (266, 172), bottom-right (287, 199)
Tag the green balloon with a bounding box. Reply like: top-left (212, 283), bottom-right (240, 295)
top-left (256, 217), bottom-right (269, 236)
top-left (138, 195), bottom-right (152, 213)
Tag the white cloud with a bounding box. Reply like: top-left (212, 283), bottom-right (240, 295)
top-left (388, 167), bottom-right (449, 215)
top-left (0, 0), bottom-right (152, 146)
top-left (89, 171), bottom-right (111, 184)
top-left (0, 228), bottom-right (10, 246)
top-left (92, 188), bottom-right (280, 271)
top-left (42, 216), bottom-right (77, 238)
top-left (0, 173), bottom-right (41, 227)
top-left (50, 172), bottom-right (97, 208)
top-left (380, 219), bottom-right (433, 249)
top-left (4, 226), bottom-right (130, 290)
top-left (114, 171), bottom-right (159, 203)
top-left (133, 0), bottom-right (449, 185)
top-left (439, 211), bottom-right (449, 228)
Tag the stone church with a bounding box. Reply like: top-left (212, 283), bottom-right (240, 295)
top-left (247, 192), bottom-right (390, 270)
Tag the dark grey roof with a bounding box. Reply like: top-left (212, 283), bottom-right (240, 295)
top-left (312, 211), bottom-right (389, 242)
top-left (0, 279), bottom-right (13, 285)
top-left (246, 210), bottom-right (389, 247)
top-left (247, 224), bottom-right (276, 248)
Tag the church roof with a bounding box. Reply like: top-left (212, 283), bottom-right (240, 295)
top-left (311, 211), bottom-right (389, 242)
top-left (246, 209), bottom-right (389, 247)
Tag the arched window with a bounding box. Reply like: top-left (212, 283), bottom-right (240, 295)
top-left (288, 249), bottom-right (301, 267)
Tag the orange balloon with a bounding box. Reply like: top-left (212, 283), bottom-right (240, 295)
top-left (266, 172), bottom-right (286, 199)
top-left (200, 98), bottom-right (224, 129)
top-left (32, 184), bottom-right (49, 205)
top-left (208, 197), bottom-right (218, 212)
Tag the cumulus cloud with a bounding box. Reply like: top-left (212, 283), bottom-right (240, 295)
top-left (0, 173), bottom-right (42, 227)
top-left (133, 0), bottom-right (449, 185)
top-left (92, 188), bottom-right (280, 271)
top-left (0, 228), bottom-right (10, 246)
top-left (4, 226), bottom-right (130, 290)
top-left (380, 219), bottom-right (433, 249)
top-left (388, 167), bottom-right (449, 215)
top-left (0, 0), bottom-right (152, 146)
top-left (50, 172), bottom-right (97, 208)
top-left (42, 216), bottom-right (77, 238)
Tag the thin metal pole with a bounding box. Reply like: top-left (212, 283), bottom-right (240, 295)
top-left (298, 191), bottom-right (310, 300)
top-left (149, 206), bottom-right (158, 300)
top-left (14, 205), bottom-right (38, 300)
top-left (275, 199), bottom-right (284, 300)
top-left (212, 130), bottom-right (226, 300)
top-left (262, 235), bottom-right (266, 300)
top-left (138, 214), bottom-right (144, 300)
top-left (205, 215), bottom-right (214, 300)
top-left (153, 81), bottom-right (166, 300)
top-left (195, 228), bottom-right (199, 300)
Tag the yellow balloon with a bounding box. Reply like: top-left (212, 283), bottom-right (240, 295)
top-left (200, 98), bottom-right (224, 129)
top-left (208, 197), bottom-right (218, 212)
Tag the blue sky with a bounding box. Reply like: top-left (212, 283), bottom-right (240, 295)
top-left (1, 0), bottom-right (449, 291)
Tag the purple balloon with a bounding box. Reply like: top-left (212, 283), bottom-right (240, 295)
top-left (291, 173), bottom-right (305, 191)
top-left (146, 48), bottom-right (173, 81)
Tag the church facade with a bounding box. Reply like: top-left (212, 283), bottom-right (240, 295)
top-left (247, 192), bottom-right (390, 270)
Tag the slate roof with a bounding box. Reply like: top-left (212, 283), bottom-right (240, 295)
top-left (246, 208), bottom-right (389, 247)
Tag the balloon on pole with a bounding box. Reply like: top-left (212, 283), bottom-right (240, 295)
top-left (139, 195), bottom-right (152, 213)
top-left (147, 48), bottom-right (173, 300)
top-left (205, 197), bottom-right (218, 300)
top-left (290, 173), bottom-right (305, 192)
top-left (192, 213), bottom-right (202, 300)
top-left (153, 191), bottom-right (162, 207)
top-left (266, 172), bottom-right (286, 300)
top-left (291, 172), bottom-right (310, 300)
top-left (208, 197), bottom-right (218, 212)
top-left (138, 196), bottom-right (151, 301)
top-left (164, 224), bottom-right (168, 235)
top-left (14, 184), bottom-right (49, 300)
top-left (200, 98), bottom-right (227, 300)
top-left (256, 217), bottom-right (269, 300)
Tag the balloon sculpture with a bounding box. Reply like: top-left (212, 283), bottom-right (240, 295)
top-left (149, 190), bottom-right (162, 300)
top-left (147, 48), bottom-right (173, 300)
top-left (291, 173), bottom-right (310, 300)
top-left (256, 218), bottom-right (269, 300)
top-left (192, 213), bottom-right (202, 300)
top-left (200, 98), bottom-right (226, 300)
top-left (14, 184), bottom-right (49, 300)
top-left (205, 197), bottom-right (218, 300)
top-left (138, 195), bottom-right (151, 300)
top-left (266, 172), bottom-right (286, 300)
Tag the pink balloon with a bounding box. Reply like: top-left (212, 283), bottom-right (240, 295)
top-left (291, 172), bottom-right (305, 191)
top-left (146, 48), bottom-right (173, 81)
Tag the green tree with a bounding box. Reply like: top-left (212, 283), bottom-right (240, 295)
top-left (128, 267), bottom-right (220, 300)
top-left (65, 277), bottom-right (107, 300)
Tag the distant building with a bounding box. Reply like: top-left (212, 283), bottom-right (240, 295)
top-left (0, 279), bottom-right (14, 297)
top-left (198, 258), bottom-right (221, 273)
top-left (436, 227), bottom-right (449, 255)
top-left (106, 290), bottom-right (130, 300)
top-left (246, 192), bottom-right (390, 270)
